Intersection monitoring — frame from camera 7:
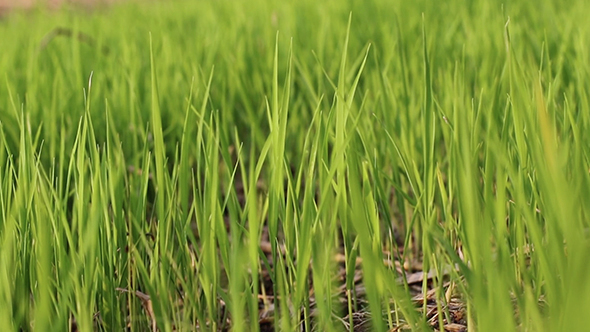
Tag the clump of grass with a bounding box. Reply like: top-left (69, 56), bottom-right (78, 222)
top-left (1, 0), bottom-right (590, 331)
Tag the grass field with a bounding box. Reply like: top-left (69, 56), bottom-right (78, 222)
top-left (1, 0), bottom-right (590, 331)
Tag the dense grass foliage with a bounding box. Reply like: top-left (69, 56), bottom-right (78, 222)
top-left (1, 0), bottom-right (590, 330)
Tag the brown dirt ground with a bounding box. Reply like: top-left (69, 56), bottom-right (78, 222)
top-left (0, 0), bottom-right (126, 15)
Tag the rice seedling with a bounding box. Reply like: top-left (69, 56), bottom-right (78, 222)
top-left (1, 0), bottom-right (590, 331)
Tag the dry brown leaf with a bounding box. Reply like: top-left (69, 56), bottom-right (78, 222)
top-left (116, 287), bottom-right (157, 332)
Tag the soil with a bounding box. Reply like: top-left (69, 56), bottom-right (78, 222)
top-left (0, 0), bottom-right (127, 15)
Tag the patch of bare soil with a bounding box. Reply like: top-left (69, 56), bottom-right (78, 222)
top-left (0, 0), bottom-right (128, 15)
